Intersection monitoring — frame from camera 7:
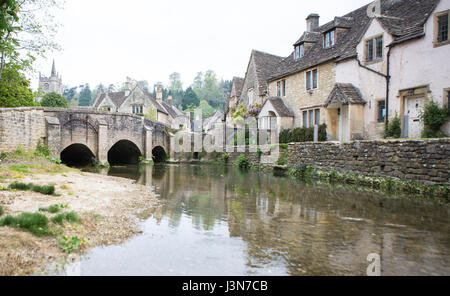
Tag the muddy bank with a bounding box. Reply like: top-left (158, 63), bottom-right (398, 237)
top-left (0, 166), bottom-right (160, 276)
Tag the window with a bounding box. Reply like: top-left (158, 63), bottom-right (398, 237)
top-left (324, 30), bottom-right (336, 48)
top-left (365, 36), bottom-right (383, 62)
top-left (294, 44), bottom-right (304, 60)
top-left (376, 37), bottom-right (383, 59)
top-left (366, 39), bottom-right (374, 62)
top-left (303, 108), bottom-right (321, 127)
top-left (248, 89), bottom-right (254, 105)
top-left (306, 72), bottom-right (312, 90)
top-left (438, 13), bottom-right (449, 43)
top-left (312, 70), bottom-right (318, 89)
top-left (132, 106), bottom-right (135, 114)
top-left (447, 91), bottom-right (450, 116)
top-left (377, 101), bottom-right (386, 123)
top-left (140, 105), bottom-right (143, 114)
top-left (306, 70), bottom-right (318, 90)
top-left (315, 109), bottom-right (321, 125)
top-left (277, 82), bottom-right (281, 97)
top-left (282, 80), bottom-right (286, 97)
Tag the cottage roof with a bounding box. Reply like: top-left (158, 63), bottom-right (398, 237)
top-left (266, 97), bottom-right (294, 117)
top-left (251, 50), bottom-right (284, 95)
top-left (269, 0), bottom-right (439, 81)
top-left (324, 83), bottom-right (366, 107)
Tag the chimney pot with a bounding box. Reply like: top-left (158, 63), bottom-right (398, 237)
top-left (306, 13), bottom-right (320, 31)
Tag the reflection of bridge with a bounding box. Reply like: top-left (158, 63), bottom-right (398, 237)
top-left (0, 108), bottom-right (169, 165)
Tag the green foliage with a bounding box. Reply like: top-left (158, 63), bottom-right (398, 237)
top-left (0, 66), bottom-right (37, 107)
top-left (198, 100), bottom-right (215, 119)
top-left (277, 151), bottom-right (289, 166)
top-left (78, 84), bottom-right (92, 106)
top-left (256, 147), bottom-right (262, 158)
top-left (34, 140), bottom-right (51, 158)
top-left (279, 124), bottom-right (327, 143)
top-left (384, 115), bottom-right (402, 139)
top-left (0, 212), bottom-right (51, 237)
top-left (58, 236), bottom-right (83, 254)
top-left (51, 211), bottom-right (81, 225)
top-left (421, 101), bottom-right (448, 138)
top-left (182, 87), bottom-right (200, 110)
top-left (144, 104), bottom-right (157, 121)
top-left (39, 203), bottom-right (68, 214)
top-left (222, 153), bottom-right (230, 163)
top-left (40, 92), bottom-right (69, 108)
top-left (8, 182), bottom-right (55, 195)
top-left (235, 154), bottom-right (249, 168)
top-left (0, 205), bottom-right (3, 216)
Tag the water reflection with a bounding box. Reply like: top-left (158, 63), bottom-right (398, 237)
top-left (73, 164), bottom-right (449, 276)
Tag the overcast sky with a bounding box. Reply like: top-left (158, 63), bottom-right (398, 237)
top-left (32, 0), bottom-right (372, 90)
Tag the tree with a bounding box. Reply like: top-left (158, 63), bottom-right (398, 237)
top-left (79, 84), bottom-right (92, 106)
top-left (0, 65), bottom-right (36, 107)
top-left (63, 86), bottom-right (77, 102)
top-left (169, 72), bottom-right (183, 93)
top-left (198, 100), bottom-right (215, 119)
top-left (40, 92), bottom-right (68, 108)
top-left (182, 87), bottom-right (199, 110)
top-left (1, 0), bottom-right (63, 80)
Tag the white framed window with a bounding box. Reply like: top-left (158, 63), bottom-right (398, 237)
top-left (294, 44), bottom-right (304, 60)
top-left (306, 69), bottom-right (318, 90)
top-left (365, 35), bottom-right (383, 62)
top-left (324, 30), bottom-right (336, 48)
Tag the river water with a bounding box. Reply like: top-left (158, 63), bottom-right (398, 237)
top-left (52, 164), bottom-right (449, 276)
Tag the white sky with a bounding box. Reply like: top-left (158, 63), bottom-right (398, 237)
top-left (32, 0), bottom-right (372, 90)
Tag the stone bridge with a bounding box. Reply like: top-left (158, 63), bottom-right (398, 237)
top-left (0, 108), bottom-right (169, 165)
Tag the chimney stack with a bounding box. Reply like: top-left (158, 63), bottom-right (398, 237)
top-left (168, 95), bottom-right (173, 106)
top-left (156, 86), bottom-right (163, 102)
top-left (124, 77), bottom-right (132, 96)
top-left (306, 13), bottom-right (320, 32)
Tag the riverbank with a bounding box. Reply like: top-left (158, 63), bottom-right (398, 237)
top-left (0, 152), bottom-right (159, 275)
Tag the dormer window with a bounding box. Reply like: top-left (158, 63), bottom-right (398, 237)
top-left (294, 44), bottom-right (304, 60)
top-left (365, 35), bottom-right (383, 63)
top-left (323, 30), bottom-right (336, 48)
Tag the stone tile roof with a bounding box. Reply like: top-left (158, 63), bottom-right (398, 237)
top-left (161, 101), bottom-right (184, 118)
top-left (324, 83), bottom-right (366, 107)
top-left (252, 50), bottom-right (284, 95)
top-left (95, 87), bottom-right (168, 115)
top-left (266, 97), bottom-right (294, 117)
top-left (231, 77), bottom-right (244, 98)
top-left (270, 0), bottom-right (439, 81)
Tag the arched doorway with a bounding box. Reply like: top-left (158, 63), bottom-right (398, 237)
top-left (152, 146), bottom-right (167, 163)
top-left (61, 144), bottom-right (96, 167)
top-left (108, 140), bottom-right (142, 165)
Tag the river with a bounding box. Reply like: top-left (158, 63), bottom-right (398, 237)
top-left (50, 164), bottom-right (450, 276)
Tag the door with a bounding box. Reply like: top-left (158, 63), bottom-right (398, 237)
top-left (338, 105), bottom-right (349, 142)
top-left (405, 97), bottom-right (425, 138)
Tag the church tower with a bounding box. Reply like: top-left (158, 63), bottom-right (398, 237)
top-left (38, 60), bottom-right (63, 96)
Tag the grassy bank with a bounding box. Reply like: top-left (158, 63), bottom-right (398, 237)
top-left (0, 146), bottom-right (160, 275)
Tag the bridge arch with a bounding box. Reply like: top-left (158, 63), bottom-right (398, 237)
top-left (108, 140), bottom-right (142, 165)
top-left (152, 146), bottom-right (167, 163)
top-left (61, 144), bottom-right (96, 167)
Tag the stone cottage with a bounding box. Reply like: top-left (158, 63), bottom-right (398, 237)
top-left (225, 77), bottom-right (244, 125)
top-left (94, 78), bottom-right (190, 130)
top-left (258, 0), bottom-right (449, 141)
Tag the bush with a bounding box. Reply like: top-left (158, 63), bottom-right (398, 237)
top-left (0, 206), bottom-right (3, 216)
top-left (279, 124), bottom-right (327, 143)
top-left (235, 154), bottom-right (249, 168)
top-left (40, 92), bottom-right (69, 108)
top-left (278, 151), bottom-right (288, 166)
top-left (51, 212), bottom-right (81, 225)
top-left (35, 140), bottom-right (51, 158)
top-left (39, 203), bottom-right (68, 214)
top-left (384, 116), bottom-right (402, 139)
top-left (0, 213), bottom-right (51, 237)
top-left (421, 101), bottom-right (448, 138)
top-left (222, 153), bottom-right (230, 163)
top-left (8, 182), bottom-right (55, 195)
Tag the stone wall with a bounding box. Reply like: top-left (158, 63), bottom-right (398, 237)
top-left (286, 139), bottom-right (450, 184)
top-left (0, 108), bottom-right (46, 152)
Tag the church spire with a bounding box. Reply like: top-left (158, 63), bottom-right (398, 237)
top-left (51, 59), bottom-right (57, 77)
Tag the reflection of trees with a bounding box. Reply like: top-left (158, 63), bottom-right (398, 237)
top-left (137, 164), bottom-right (450, 276)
